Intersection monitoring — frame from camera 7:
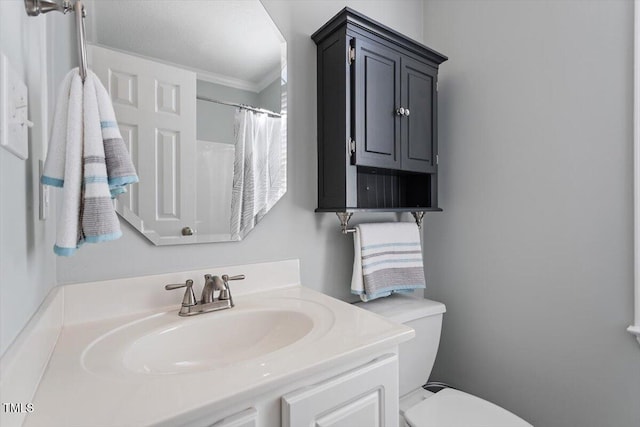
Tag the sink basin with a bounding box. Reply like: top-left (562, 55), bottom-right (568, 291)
top-left (126, 310), bottom-right (312, 374)
top-left (82, 298), bottom-right (334, 377)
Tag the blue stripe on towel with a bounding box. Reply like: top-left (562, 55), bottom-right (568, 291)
top-left (366, 284), bottom-right (425, 294)
top-left (54, 231), bottom-right (122, 255)
top-left (41, 176), bottom-right (64, 187)
top-left (83, 231), bottom-right (123, 243)
top-left (100, 121), bottom-right (118, 129)
top-left (108, 175), bottom-right (139, 187)
top-left (53, 245), bottom-right (78, 256)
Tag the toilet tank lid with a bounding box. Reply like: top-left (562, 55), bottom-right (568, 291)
top-left (404, 388), bottom-right (532, 427)
top-left (355, 294), bottom-right (446, 324)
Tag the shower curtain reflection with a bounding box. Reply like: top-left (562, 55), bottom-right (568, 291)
top-left (230, 108), bottom-right (286, 240)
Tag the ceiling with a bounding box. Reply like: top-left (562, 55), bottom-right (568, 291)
top-left (86, 0), bottom-right (285, 91)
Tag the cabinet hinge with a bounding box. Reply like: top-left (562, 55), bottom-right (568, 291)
top-left (348, 138), bottom-right (356, 155)
top-left (348, 46), bottom-right (356, 65)
top-left (436, 154), bottom-right (439, 165)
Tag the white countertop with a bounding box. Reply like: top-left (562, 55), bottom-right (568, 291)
top-left (2, 260), bottom-right (413, 427)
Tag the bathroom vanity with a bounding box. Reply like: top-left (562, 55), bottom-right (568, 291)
top-left (0, 260), bottom-right (413, 427)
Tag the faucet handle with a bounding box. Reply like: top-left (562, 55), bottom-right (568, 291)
top-left (165, 280), bottom-right (193, 290)
top-left (219, 274), bottom-right (244, 305)
top-left (221, 274), bottom-right (245, 282)
top-left (165, 279), bottom-right (197, 307)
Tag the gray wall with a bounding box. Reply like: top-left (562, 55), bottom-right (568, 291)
top-left (0, 1), bottom-right (74, 356)
top-left (197, 78), bottom-right (282, 144)
top-left (196, 80), bottom-right (259, 144)
top-left (257, 77), bottom-right (282, 114)
top-left (55, 0), bottom-right (425, 300)
top-left (422, 1), bottom-right (640, 427)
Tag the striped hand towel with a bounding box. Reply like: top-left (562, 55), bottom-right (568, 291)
top-left (41, 69), bottom-right (138, 256)
top-left (81, 73), bottom-right (123, 246)
top-left (351, 222), bottom-right (426, 302)
top-left (93, 71), bottom-right (138, 196)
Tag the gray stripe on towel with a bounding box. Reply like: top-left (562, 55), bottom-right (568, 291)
top-left (104, 138), bottom-right (137, 178)
top-left (362, 249), bottom-right (422, 259)
top-left (84, 155), bottom-right (105, 164)
top-left (363, 267), bottom-right (426, 294)
top-left (81, 197), bottom-right (119, 237)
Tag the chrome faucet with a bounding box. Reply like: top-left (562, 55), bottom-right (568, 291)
top-left (165, 274), bottom-right (245, 316)
top-left (201, 274), bottom-right (224, 304)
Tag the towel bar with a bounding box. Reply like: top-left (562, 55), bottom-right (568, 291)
top-left (336, 211), bottom-right (424, 234)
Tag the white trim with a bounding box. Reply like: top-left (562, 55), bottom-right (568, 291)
top-left (629, 0), bottom-right (640, 345)
top-left (254, 65), bottom-right (282, 93)
top-left (87, 42), bottom-right (262, 93)
top-left (194, 68), bottom-right (262, 93)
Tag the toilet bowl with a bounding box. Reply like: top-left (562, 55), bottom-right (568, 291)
top-left (356, 294), bottom-right (532, 427)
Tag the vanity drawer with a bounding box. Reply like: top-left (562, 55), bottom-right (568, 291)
top-left (282, 354), bottom-right (399, 427)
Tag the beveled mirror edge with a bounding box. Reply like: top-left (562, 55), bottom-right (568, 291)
top-left (100, 0), bottom-right (288, 245)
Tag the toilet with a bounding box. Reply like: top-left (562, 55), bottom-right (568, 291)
top-left (356, 294), bottom-right (532, 427)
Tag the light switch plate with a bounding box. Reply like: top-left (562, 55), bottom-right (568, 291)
top-left (0, 53), bottom-right (30, 160)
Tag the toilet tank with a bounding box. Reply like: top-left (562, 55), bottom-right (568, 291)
top-left (355, 294), bottom-right (446, 396)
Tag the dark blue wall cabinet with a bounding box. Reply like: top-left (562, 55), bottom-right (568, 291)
top-left (312, 8), bottom-right (447, 213)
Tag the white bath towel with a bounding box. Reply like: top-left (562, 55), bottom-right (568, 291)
top-left (41, 70), bottom-right (75, 188)
top-left (41, 69), bottom-right (138, 255)
top-left (351, 222), bottom-right (426, 301)
top-left (42, 71), bottom-right (84, 255)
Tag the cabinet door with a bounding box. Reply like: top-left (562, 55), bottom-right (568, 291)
top-left (282, 354), bottom-right (399, 427)
top-left (353, 38), bottom-right (401, 170)
top-left (401, 56), bottom-right (437, 173)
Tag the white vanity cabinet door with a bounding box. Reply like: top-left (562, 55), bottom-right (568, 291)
top-left (208, 407), bottom-right (257, 427)
top-left (282, 354), bottom-right (399, 427)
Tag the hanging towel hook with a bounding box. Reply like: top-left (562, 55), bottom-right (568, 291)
top-left (73, 1), bottom-right (88, 81)
top-left (24, 0), bottom-right (71, 15)
top-left (23, 0), bottom-right (88, 81)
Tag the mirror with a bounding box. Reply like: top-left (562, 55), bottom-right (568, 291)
top-left (85, 0), bottom-right (287, 245)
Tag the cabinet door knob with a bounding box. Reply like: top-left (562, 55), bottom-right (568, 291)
top-left (396, 107), bottom-right (405, 116)
top-left (404, 108), bottom-right (410, 117)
